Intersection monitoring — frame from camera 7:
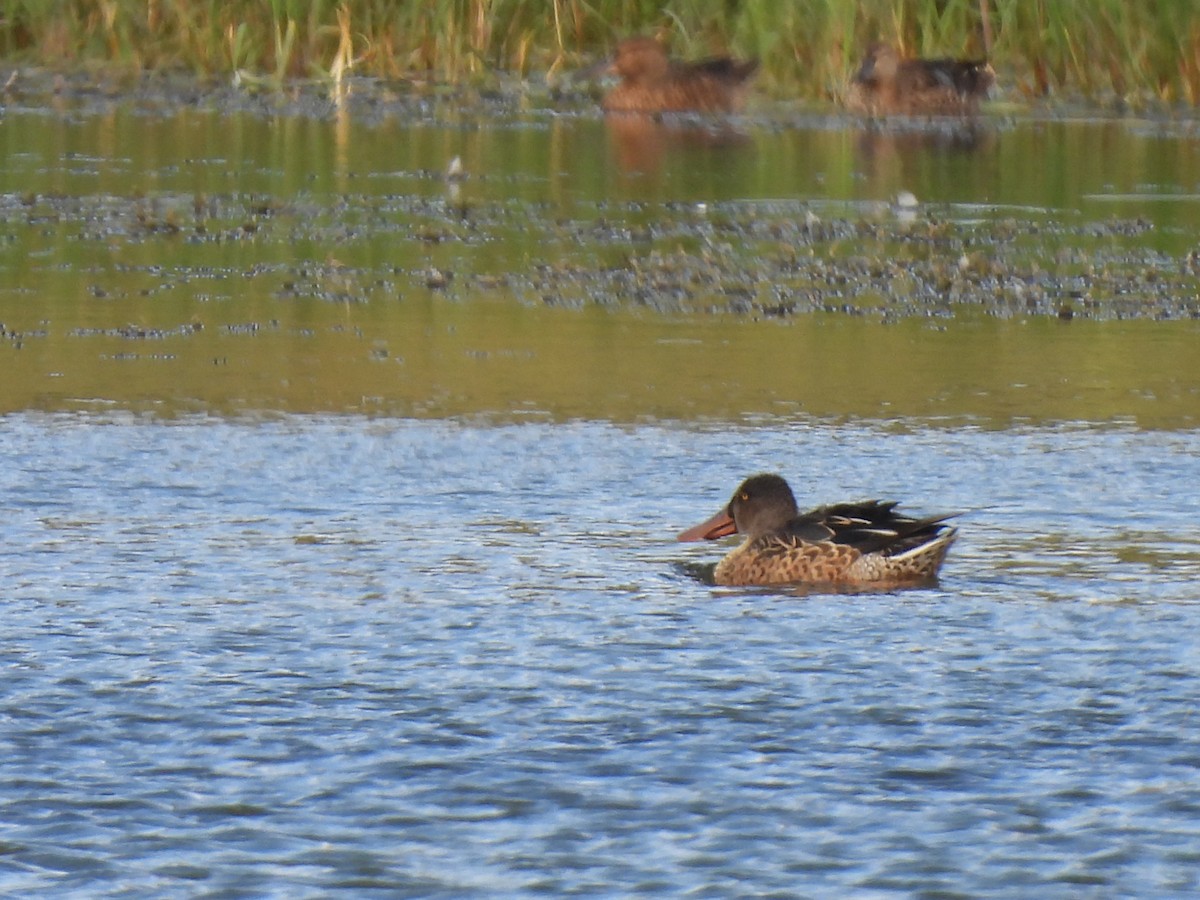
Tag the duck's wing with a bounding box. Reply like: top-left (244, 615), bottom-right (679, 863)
top-left (907, 58), bottom-right (994, 95)
top-left (791, 500), bottom-right (957, 555)
top-left (689, 56), bottom-right (760, 82)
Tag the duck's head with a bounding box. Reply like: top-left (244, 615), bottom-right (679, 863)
top-left (677, 473), bottom-right (799, 542)
top-left (610, 36), bottom-right (671, 82)
top-left (854, 42), bottom-right (900, 84)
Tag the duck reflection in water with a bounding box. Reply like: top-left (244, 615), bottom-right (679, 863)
top-left (604, 115), bottom-right (753, 176)
top-left (846, 42), bottom-right (994, 116)
top-left (853, 122), bottom-right (995, 189)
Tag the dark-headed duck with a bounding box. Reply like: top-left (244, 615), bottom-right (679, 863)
top-left (678, 473), bottom-right (957, 587)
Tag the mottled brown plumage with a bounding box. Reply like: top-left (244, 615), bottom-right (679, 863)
top-left (846, 43), bottom-right (994, 116)
top-left (677, 473), bottom-right (957, 588)
top-left (598, 36), bottom-right (758, 115)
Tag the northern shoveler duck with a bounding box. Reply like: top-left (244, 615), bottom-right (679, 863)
top-left (845, 43), bottom-right (994, 116)
top-left (677, 473), bottom-right (958, 588)
top-left (596, 36), bottom-right (758, 115)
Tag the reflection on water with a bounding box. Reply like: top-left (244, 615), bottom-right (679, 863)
top-left (852, 122), bottom-right (997, 189)
top-left (603, 114), bottom-right (755, 175)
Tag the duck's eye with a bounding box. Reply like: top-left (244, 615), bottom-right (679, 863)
top-left (739, 492), bottom-right (749, 501)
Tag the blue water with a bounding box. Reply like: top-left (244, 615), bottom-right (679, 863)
top-left (2, 415), bottom-right (1199, 897)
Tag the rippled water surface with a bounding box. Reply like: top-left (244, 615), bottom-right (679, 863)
top-left (3, 416), bottom-right (1200, 897)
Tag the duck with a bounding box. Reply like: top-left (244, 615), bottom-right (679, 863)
top-left (845, 42), bottom-right (994, 116)
top-left (595, 36), bottom-right (759, 115)
top-left (676, 473), bottom-right (957, 588)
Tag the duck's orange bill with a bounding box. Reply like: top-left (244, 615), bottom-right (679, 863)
top-left (676, 509), bottom-right (738, 542)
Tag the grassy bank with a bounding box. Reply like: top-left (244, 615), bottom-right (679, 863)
top-left (2, 1), bottom-right (1199, 106)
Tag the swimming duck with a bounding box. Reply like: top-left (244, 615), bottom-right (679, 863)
top-left (846, 43), bottom-right (994, 116)
top-left (677, 473), bottom-right (957, 587)
top-left (597, 36), bottom-right (759, 114)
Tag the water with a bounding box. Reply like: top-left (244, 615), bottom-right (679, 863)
top-left (3, 416), bottom-right (1199, 897)
top-left (3, 83), bottom-right (1200, 895)
top-left (3, 98), bottom-right (1200, 423)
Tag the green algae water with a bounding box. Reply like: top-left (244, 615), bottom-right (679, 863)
top-left (3, 301), bottom-right (1198, 426)
top-left (2, 88), bottom-right (1199, 426)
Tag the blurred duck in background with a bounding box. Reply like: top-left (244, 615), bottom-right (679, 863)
top-left (846, 43), bottom-right (994, 115)
top-left (592, 36), bottom-right (759, 115)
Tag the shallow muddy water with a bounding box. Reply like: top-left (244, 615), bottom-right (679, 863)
top-left (1, 85), bottom-right (1199, 424)
top-left (1, 81), bottom-right (1200, 896)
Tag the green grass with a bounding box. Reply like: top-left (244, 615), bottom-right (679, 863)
top-left (1, 0), bottom-right (1198, 105)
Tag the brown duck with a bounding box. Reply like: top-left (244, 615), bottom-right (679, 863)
top-left (597, 36), bottom-right (758, 115)
top-left (846, 43), bottom-right (994, 116)
top-left (677, 473), bottom-right (957, 588)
